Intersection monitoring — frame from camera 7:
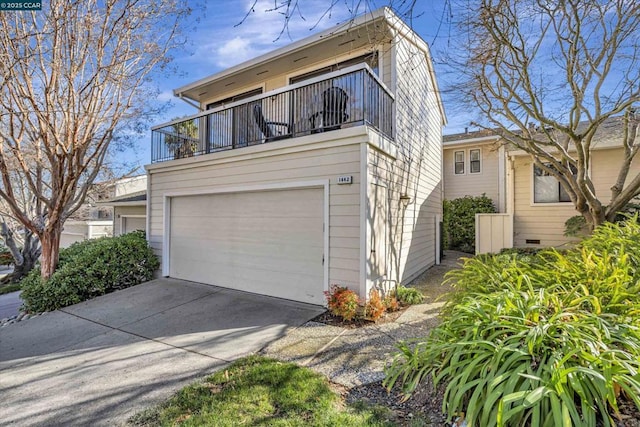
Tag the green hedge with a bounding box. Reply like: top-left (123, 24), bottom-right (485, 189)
top-left (21, 231), bottom-right (159, 312)
top-left (443, 195), bottom-right (496, 253)
top-left (385, 217), bottom-right (640, 426)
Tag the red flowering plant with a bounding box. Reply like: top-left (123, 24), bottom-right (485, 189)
top-left (365, 289), bottom-right (386, 321)
top-left (324, 284), bottom-right (359, 321)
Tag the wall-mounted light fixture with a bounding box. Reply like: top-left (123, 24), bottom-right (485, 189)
top-left (400, 194), bottom-right (411, 208)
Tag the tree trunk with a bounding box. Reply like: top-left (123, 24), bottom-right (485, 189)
top-left (1, 246), bottom-right (39, 284)
top-left (39, 228), bottom-right (62, 280)
top-left (0, 228), bottom-right (41, 285)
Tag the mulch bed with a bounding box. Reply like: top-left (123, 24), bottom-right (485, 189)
top-left (343, 377), bottom-right (450, 426)
top-left (310, 307), bottom-right (409, 329)
top-left (344, 380), bottom-right (640, 427)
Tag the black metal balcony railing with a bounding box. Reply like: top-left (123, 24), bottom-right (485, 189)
top-left (151, 66), bottom-right (394, 163)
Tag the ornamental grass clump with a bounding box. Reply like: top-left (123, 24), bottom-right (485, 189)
top-left (385, 217), bottom-right (640, 427)
top-left (394, 285), bottom-right (424, 305)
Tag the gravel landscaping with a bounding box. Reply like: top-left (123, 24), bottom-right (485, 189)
top-left (339, 252), bottom-right (467, 426)
top-left (1, 310), bottom-right (46, 327)
top-left (260, 251), bottom-right (468, 425)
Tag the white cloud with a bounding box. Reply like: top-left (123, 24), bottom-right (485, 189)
top-left (156, 90), bottom-right (175, 102)
top-left (215, 36), bottom-right (259, 68)
top-left (188, 0), bottom-right (354, 71)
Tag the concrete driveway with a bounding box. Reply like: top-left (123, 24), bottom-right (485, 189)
top-left (0, 278), bottom-right (324, 426)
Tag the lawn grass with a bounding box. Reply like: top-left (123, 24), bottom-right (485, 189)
top-left (130, 355), bottom-right (394, 427)
top-left (0, 283), bottom-right (20, 295)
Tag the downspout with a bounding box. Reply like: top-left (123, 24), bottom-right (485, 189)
top-left (506, 154), bottom-right (516, 248)
top-left (498, 145), bottom-right (506, 212)
top-left (506, 154), bottom-right (515, 215)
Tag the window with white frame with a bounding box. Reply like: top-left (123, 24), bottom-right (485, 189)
top-left (533, 162), bottom-right (575, 203)
top-left (470, 149), bottom-right (481, 173)
top-left (454, 151), bottom-right (465, 174)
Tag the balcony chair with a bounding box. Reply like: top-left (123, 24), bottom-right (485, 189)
top-left (310, 86), bottom-right (349, 132)
top-left (253, 104), bottom-right (292, 143)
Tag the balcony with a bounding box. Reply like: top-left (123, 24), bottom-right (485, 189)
top-left (151, 65), bottom-right (394, 163)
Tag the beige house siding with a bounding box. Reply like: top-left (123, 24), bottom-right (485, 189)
top-left (114, 206), bottom-right (147, 236)
top-left (147, 10), bottom-right (445, 303)
top-left (114, 176), bottom-right (147, 197)
top-left (60, 222), bottom-right (88, 248)
top-left (512, 148), bottom-right (640, 248)
top-left (147, 130), bottom-right (367, 294)
top-left (377, 35), bottom-right (442, 285)
top-left (201, 46), bottom-right (392, 109)
top-left (443, 144), bottom-right (501, 209)
top-left (61, 220), bottom-right (113, 248)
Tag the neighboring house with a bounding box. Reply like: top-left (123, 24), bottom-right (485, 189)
top-left (112, 179), bottom-right (147, 236)
top-left (98, 175), bottom-right (148, 236)
top-left (60, 220), bottom-right (113, 248)
top-left (443, 117), bottom-right (640, 251)
top-left (61, 183), bottom-right (114, 248)
top-left (146, 7), bottom-right (446, 306)
top-left (443, 129), bottom-right (507, 212)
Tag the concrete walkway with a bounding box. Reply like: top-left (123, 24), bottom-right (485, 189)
top-left (262, 251), bottom-right (463, 387)
top-left (0, 290), bottom-right (22, 319)
top-left (261, 299), bottom-right (446, 387)
top-left (0, 279), bottom-right (324, 426)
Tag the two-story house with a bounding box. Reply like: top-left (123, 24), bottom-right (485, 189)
top-left (444, 117), bottom-right (640, 252)
top-left (146, 8), bottom-right (446, 305)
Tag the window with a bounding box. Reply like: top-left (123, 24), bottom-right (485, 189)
top-left (205, 88), bottom-right (263, 110)
top-left (289, 52), bottom-right (379, 84)
top-left (454, 151), bottom-right (465, 174)
top-left (533, 163), bottom-right (575, 203)
top-left (470, 149), bottom-right (481, 173)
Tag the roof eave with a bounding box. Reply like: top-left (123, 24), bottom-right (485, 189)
top-left (443, 135), bottom-right (501, 146)
top-left (173, 7), bottom-right (390, 100)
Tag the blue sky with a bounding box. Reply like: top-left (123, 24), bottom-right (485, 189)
top-left (126, 0), bottom-right (459, 169)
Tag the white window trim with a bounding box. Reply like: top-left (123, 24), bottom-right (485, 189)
top-left (454, 150), bottom-right (465, 175)
top-left (119, 214), bottom-right (146, 236)
top-left (201, 83), bottom-right (267, 111)
top-left (530, 161), bottom-right (581, 206)
top-left (469, 148), bottom-right (482, 174)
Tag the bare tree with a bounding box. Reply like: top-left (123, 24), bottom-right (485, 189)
top-left (0, 162), bottom-right (42, 284)
top-left (236, 0), bottom-right (426, 41)
top-left (453, 0), bottom-right (640, 230)
top-left (0, 0), bottom-right (190, 279)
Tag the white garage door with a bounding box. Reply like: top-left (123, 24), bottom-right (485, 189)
top-left (123, 217), bottom-right (146, 234)
top-left (169, 188), bottom-right (325, 305)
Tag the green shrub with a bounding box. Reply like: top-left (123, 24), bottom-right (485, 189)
top-left (394, 286), bottom-right (424, 305)
top-left (443, 195), bottom-right (496, 253)
top-left (0, 249), bottom-right (13, 265)
top-left (385, 217), bottom-right (640, 426)
top-left (21, 231), bottom-right (159, 312)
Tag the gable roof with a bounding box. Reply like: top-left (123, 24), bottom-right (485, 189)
top-left (443, 128), bottom-right (501, 146)
top-left (443, 116), bottom-right (634, 150)
top-left (173, 7), bottom-right (446, 123)
top-left (97, 190), bottom-right (147, 207)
